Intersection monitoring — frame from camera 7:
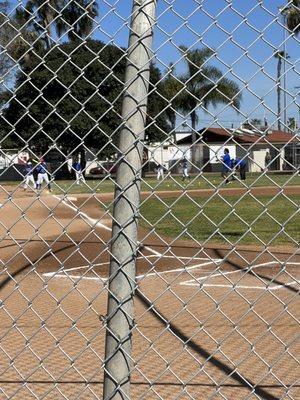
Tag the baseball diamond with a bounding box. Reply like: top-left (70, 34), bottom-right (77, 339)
top-left (0, 1), bottom-right (299, 399)
top-left (0, 185), bottom-right (299, 399)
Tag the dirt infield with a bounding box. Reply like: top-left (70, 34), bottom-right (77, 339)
top-left (0, 186), bottom-right (299, 399)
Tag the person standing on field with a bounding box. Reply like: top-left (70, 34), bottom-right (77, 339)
top-left (72, 159), bottom-right (86, 185)
top-left (23, 160), bottom-right (35, 190)
top-left (265, 151), bottom-right (271, 171)
top-left (221, 148), bottom-right (231, 184)
top-left (181, 157), bottom-right (190, 181)
top-left (36, 158), bottom-right (51, 191)
top-left (156, 163), bottom-right (164, 180)
top-left (234, 157), bottom-right (247, 180)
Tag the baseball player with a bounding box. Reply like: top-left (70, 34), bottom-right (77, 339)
top-left (156, 163), bottom-right (164, 180)
top-left (221, 148), bottom-right (231, 184)
top-left (23, 160), bottom-right (35, 190)
top-left (234, 157), bottom-right (247, 180)
top-left (72, 160), bottom-right (86, 185)
top-left (181, 157), bottom-right (190, 181)
top-left (36, 158), bottom-right (51, 191)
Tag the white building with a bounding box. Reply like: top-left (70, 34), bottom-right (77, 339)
top-left (158, 127), bottom-right (299, 173)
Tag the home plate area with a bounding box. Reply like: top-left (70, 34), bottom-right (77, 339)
top-left (43, 251), bottom-right (300, 294)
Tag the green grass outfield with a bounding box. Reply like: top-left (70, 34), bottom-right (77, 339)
top-left (2, 173), bottom-right (299, 246)
top-left (140, 194), bottom-right (300, 246)
top-left (2, 172), bottom-right (299, 194)
top-left (47, 171), bottom-right (300, 194)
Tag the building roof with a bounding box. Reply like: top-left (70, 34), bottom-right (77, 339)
top-left (176, 127), bottom-right (299, 145)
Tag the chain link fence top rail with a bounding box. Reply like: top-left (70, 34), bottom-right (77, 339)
top-left (0, 0), bottom-right (299, 399)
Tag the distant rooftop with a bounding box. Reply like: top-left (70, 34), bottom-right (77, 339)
top-left (176, 127), bottom-right (299, 145)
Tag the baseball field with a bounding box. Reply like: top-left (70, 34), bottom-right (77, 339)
top-left (0, 176), bottom-right (299, 399)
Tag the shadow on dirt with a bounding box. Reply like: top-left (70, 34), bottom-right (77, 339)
top-left (136, 288), bottom-right (280, 400)
top-left (214, 249), bottom-right (298, 294)
top-left (0, 243), bottom-right (75, 291)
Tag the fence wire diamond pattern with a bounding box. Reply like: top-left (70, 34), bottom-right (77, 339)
top-left (0, 1), bottom-right (299, 399)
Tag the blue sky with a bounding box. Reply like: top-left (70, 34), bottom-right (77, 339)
top-left (6, 0), bottom-right (300, 130)
top-left (95, 0), bottom-right (300, 130)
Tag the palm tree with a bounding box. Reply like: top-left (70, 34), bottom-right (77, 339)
top-left (274, 51), bottom-right (285, 131)
top-left (285, 0), bottom-right (300, 35)
top-left (1, 3), bottom-right (39, 75)
top-left (56, 0), bottom-right (98, 42)
top-left (17, 0), bottom-right (60, 48)
top-left (16, 0), bottom-right (98, 48)
top-left (175, 46), bottom-right (241, 168)
top-left (160, 63), bottom-right (181, 144)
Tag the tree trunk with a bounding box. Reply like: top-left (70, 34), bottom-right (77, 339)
top-left (277, 56), bottom-right (282, 131)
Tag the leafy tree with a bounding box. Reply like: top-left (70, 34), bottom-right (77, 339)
top-left (15, 0), bottom-right (60, 48)
top-left (159, 63), bottom-right (180, 144)
top-left (0, 2), bottom-right (42, 81)
top-left (285, 0), bottom-right (300, 36)
top-left (147, 64), bottom-right (177, 144)
top-left (56, 0), bottom-right (98, 42)
top-left (170, 45), bottom-right (241, 167)
top-left (0, 40), bottom-right (171, 158)
top-left (16, 0), bottom-right (98, 48)
top-left (288, 117), bottom-right (297, 131)
top-left (250, 119), bottom-right (262, 129)
top-left (0, 1), bottom-right (11, 79)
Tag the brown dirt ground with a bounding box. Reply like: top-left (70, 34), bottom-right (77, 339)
top-left (0, 186), bottom-right (299, 400)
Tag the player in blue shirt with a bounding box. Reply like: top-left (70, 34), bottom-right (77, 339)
top-left (221, 148), bottom-right (231, 184)
top-left (23, 160), bottom-right (35, 190)
top-left (72, 160), bottom-right (85, 185)
top-left (234, 157), bottom-right (247, 180)
top-left (36, 158), bottom-right (51, 191)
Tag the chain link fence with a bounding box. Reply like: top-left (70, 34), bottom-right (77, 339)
top-left (0, 0), bottom-right (299, 399)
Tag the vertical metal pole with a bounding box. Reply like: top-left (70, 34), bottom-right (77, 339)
top-left (103, 1), bottom-right (157, 399)
top-left (283, 13), bottom-right (287, 132)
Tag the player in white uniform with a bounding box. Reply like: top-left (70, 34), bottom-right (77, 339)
top-left (36, 159), bottom-right (50, 190)
top-left (156, 164), bottom-right (164, 180)
top-left (72, 160), bottom-right (86, 185)
top-left (23, 161), bottom-right (35, 190)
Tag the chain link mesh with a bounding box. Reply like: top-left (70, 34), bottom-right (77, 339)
top-left (0, 0), bottom-right (299, 399)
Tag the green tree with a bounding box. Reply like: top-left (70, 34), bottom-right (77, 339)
top-left (15, 0), bottom-right (59, 48)
top-left (0, 40), bottom-right (171, 157)
top-left (174, 46), bottom-right (241, 168)
top-left (159, 63), bottom-right (180, 144)
top-left (285, 0), bottom-right (300, 36)
top-left (16, 0), bottom-right (98, 48)
top-left (56, 0), bottom-right (98, 43)
top-left (0, 1), bottom-right (39, 80)
top-left (0, 1), bottom-right (11, 79)
top-left (250, 119), bottom-right (262, 129)
top-left (288, 117), bottom-right (297, 131)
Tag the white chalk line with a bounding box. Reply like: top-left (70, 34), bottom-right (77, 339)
top-left (43, 258), bottom-right (223, 280)
top-left (53, 195), bottom-right (164, 257)
top-left (43, 258), bottom-right (299, 291)
top-left (143, 246), bottom-right (161, 256)
top-left (43, 255), bottom-right (222, 276)
top-left (184, 282), bottom-right (298, 291)
top-left (49, 195), bottom-right (299, 291)
top-left (180, 261), bottom-right (300, 290)
top-left (43, 273), bottom-right (298, 291)
top-left (180, 261), bottom-right (300, 284)
top-left (53, 194), bottom-right (111, 231)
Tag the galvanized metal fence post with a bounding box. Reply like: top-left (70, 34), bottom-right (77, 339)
top-left (103, 1), bottom-right (157, 399)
